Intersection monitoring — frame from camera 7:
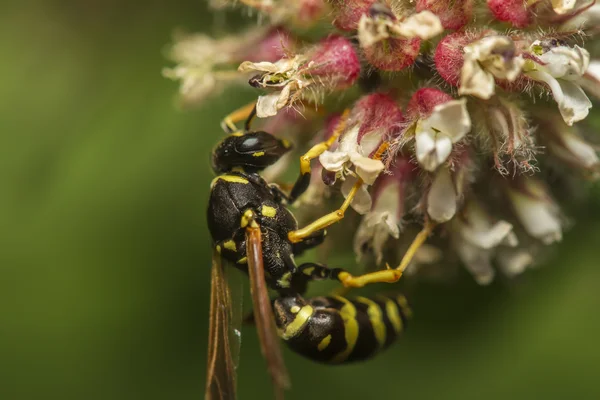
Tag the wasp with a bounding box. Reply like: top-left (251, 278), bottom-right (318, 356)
top-left (205, 102), bottom-right (425, 399)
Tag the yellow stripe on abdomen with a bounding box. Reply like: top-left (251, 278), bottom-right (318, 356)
top-left (330, 296), bottom-right (359, 363)
top-left (355, 296), bottom-right (387, 349)
top-left (384, 298), bottom-right (404, 334)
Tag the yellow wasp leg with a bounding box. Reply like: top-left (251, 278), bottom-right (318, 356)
top-left (288, 141), bottom-right (390, 243)
top-left (221, 101), bottom-right (258, 134)
top-left (337, 220), bottom-right (437, 288)
top-left (287, 109), bottom-right (350, 203)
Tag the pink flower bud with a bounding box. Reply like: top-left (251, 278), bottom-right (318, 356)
top-left (434, 31), bottom-right (479, 87)
top-left (329, 0), bottom-right (375, 31)
top-left (416, 0), bottom-right (474, 30)
top-left (305, 35), bottom-right (361, 88)
top-left (352, 93), bottom-right (404, 145)
top-left (406, 88), bottom-right (454, 120)
top-left (295, 0), bottom-right (328, 26)
top-left (364, 37), bottom-right (421, 71)
top-left (487, 0), bottom-right (533, 28)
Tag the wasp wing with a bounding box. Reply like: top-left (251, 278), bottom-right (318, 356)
top-left (246, 225), bottom-right (290, 399)
top-left (205, 250), bottom-right (243, 400)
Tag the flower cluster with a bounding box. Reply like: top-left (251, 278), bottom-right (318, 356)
top-left (165, 0), bottom-right (600, 285)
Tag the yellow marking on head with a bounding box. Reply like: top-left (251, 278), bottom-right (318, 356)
top-left (261, 205), bottom-right (277, 218)
top-left (396, 295), bottom-right (413, 318)
top-left (219, 175), bottom-right (249, 184)
top-left (356, 296), bottom-right (386, 349)
top-left (290, 306), bottom-right (301, 314)
top-left (236, 257), bottom-right (247, 264)
top-left (302, 267), bottom-right (315, 276)
top-left (223, 240), bottom-right (237, 252)
top-left (280, 305), bottom-right (314, 340)
top-left (331, 296), bottom-right (359, 363)
top-left (317, 334), bottom-right (332, 351)
top-left (277, 271), bottom-right (292, 288)
top-left (281, 139), bottom-right (291, 148)
top-left (215, 245), bottom-right (221, 254)
top-left (252, 151), bottom-right (265, 157)
top-left (385, 299), bottom-right (403, 334)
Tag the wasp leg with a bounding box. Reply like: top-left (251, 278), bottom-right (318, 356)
top-left (221, 101), bottom-right (257, 134)
top-left (288, 141), bottom-right (390, 243)
top-left (287, 109), bottom-right (351, 204)
top-left (337, 221), bottom-right (436, 288)
top-left (292, 230), bottom-right (326, 255)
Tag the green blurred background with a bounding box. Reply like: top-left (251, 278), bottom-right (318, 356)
top-left (2, 1), bottom-right (600, 399)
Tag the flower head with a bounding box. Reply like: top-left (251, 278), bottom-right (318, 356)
top-left (167, 0), bottom-right (600, 288)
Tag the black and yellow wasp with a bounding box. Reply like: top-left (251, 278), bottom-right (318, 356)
top-left (205, 103), bottom-right (420, 400)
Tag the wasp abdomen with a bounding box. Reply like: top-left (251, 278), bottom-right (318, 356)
top-left (275, 294), bottom-right (411, 364)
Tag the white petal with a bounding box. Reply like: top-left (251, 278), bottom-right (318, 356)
top-left (427, 167), bottom-right (457, 223)
top-left (350, 154), bottom-right (385, 185)
top-left (549, 128), bottom-right (599, 169)
top-left (496, 249), bottom-right (533, 278)
top-left (238, 60), bottom-right (281, 73)
top-left (527, 70), bottom-right (592, 125)
top-left (537, 45), bottom-right (590, 80)
top-left (342, 177), bottom-right (372, 214)
top-left (319, 150), bottom-right (350, 172)
top-left (415, 128), bottom-right (452, 172)
top-left (561, 4), bottom-right (600, 31)
top-left (459, 63), bottom-right (496, 99)
top-left (358, 130), bottom-right (383, 157)
top-left (460, 36), bottom-right (523, 99)
top-left (580, 60), bottom-right (600, 99)
top-left (461, 220), bottom-right (514, 250)
top-left (238, 56), bottom-right (303, 74)
top-left (424, 99), bottom-right (472, 142)
top-left (552, 0), bottom-right (577, 15)
top-left (354, 211), bottom-right (401, 264)
top-left (507, 185), bottom-right (563, 244)
top-left (392, 11), bottom-right (443, 40)
top-left (555, 80), bottom-right (592, 126)
top-left (256, 92), bottom-right (286, 118)
top-left (455, 239), bottom-right (495, 285)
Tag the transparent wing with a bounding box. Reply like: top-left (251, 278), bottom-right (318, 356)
top-left (205, 250), bottom-right (243, 400)
top-left (246, 225), bottom-right (290, 399)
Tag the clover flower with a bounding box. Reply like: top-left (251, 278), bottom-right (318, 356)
top-left (524, 40), bottom-right (592, 125)
top-left (166, 0), bottom-right (600, 285)
top-left (319, 93), bottom-right (403, 213)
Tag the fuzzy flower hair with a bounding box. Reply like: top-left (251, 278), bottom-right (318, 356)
top-left (166, 0), bottom-right (600, 285)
